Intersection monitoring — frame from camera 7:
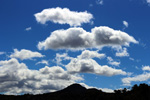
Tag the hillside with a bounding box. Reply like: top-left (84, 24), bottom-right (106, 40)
top-left (0, 83), bottom-right (150, 100)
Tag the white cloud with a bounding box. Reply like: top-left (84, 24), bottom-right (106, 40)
top-left (0, 58), bottom-right (83, 94)
top-left (34, 7), bottom-right (93, 27)
top-left (36, 60), bottom-right (49, 65)
top-left (122, 73), bottom-right (150, 86)
top-left (66, 50), bottom-right (127, 76)
top-left (25, 27), bottom-right (32, 31)
top-left (96, 0), bottom-right (103, 5)
top-left (142, 66), bottom-right (150, 71)
top-left (10, 49), bottom-right (44, 60)
top-left (115, 47), bottom-right (129, 57)
top-left (66, 59), bottom-right (126, 76)
top-left (123, 21), bottom-right (128, 28)
top-left (38, 26), bottom-right (138, 50)
top-left (107, 57), bottom-right (120, 66)
top-left (55, 53), bottom-right (73, 66)
top-left (129, 57), bottom-right (134, 61)
top-left (146, 0), bottom-right (150, 5)
top-left (122, 65), bottom-right (150, 86)
top-left (78, 50), bottom-right (106, 59)
top-left (80, 83), bottom-right (114, 93)
top-left (0, 52), bottom-right (5, 55)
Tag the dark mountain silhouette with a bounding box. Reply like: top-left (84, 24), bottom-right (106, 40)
top-left (0, 83), bottom-right (150, 100)
top-left (59, 83), bottom-right (87, 93)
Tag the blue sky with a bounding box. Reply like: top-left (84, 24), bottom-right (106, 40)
top-left (0, 0), bottom-right (150, 94)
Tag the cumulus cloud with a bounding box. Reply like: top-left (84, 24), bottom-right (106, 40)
top-left (66, 59), bottom-right (126, 76)
top-left (55, 53), bottom-right (73, 66)
top-left (34, 7), bottom-right (93, 26)
top-left (142, 66), bottom-right (150, 71)
top-left (123, 21), bottom-right (128, 28)
top-left (36, 60), bottom-right (49, 65)
top-left (115, 47), bottom-right (129, 57)
top-left (10, 49), bottom-right (44, 60)
top-left (107, 57), bottom-right (120, 66)
top-left (78, 50), bottom-right (106, 59)
top-left (25, 27), bottom-right (32, 31)
top-left (0, 58), bottom-right (83, 94)
top-left (122, 73), bottom-right (150, 86)
top-left (66, 50), bottom-right (127, 76)
top-left (38, 26), bottom-right (138, 50)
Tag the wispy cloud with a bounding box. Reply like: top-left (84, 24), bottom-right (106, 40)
top-left (96, 0), bottom-right (103, 5)
top-left (0, 52), bottom-right (5, 55)
top-left (107, 57), bottom-right (120, 67)
top-left (25, 27), bottom-right (32, 31)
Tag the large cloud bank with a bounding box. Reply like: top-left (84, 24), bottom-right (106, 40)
top-left (0, 58), bottom-right (83, 94)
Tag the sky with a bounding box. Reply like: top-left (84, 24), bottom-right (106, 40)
top-left (0, 0), bottom-right (150, 95)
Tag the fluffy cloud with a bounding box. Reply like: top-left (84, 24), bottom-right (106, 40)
top-left (66, 59), bottom-right (126, 76)
top-left (66, 50), bottom-right (127, 76)
top-left (10, 49), bottom-right (44, 60)
top-left (142, 66), bottom-right (150, 71)
top-left (78, 50), bottom-right (105, 59)
top-left (0, 58), bottom-right (83, 94)
top-left (55, 53), bottom-right (73, 66)
top-left (34, 7), bottom-right (93, 26)
top-left (38, 26), bottom-right (138, 50)
top-left (123, 21), bottom-right (128, 28)
top-left (107, 57), bottom-right (120, 66)
top-left (122, 73), bottom-right (150, 86)
top-left (115, 47), bottom-right (129, 57)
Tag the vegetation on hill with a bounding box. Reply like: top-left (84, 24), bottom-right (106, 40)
top-left (0, 83), bottom-right (150, 100)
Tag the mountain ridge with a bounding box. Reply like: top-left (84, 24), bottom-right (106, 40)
top-left (0, 83), bottom-right (150, 100)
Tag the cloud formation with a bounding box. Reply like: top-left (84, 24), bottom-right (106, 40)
top-left (25, 27), bottom-right (32, 31)
top-left (38, 26), bottom-right (138, 50)
top-left (36, 60), bottom-right (49, 65)
top-left (55, 53), bottom-right (73, 66)
top-left (10, 49), bottom-right (44, 60)
top-left (147, 0), bottom-right (150, 5)
top-left (80, 83), bottom-right (114, 93)
top-left (122, 65), bottom-right (150, 86)
top-left (0, 52), bottom-right (5, 55)
top-left (66, 50), bottom-right (127, 76)
top-left (142, 66), bottom-right (150, 71)
top-left (123, 21), bottom-right (128, 28)
top-left (96, 0), bottom-right (103, 5)
top-left (78, 50), bottom-right (106, 59)
top-left (34, 7), bottom-right (93, 26)
top-left (115, 47), bottom-right (129, 57)
top-left (107, 57), bottom-right (120, 66)
top-left (0, 58), bottom-right (83, 94)
top-left (122, 73), bottom-right (150, 86)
